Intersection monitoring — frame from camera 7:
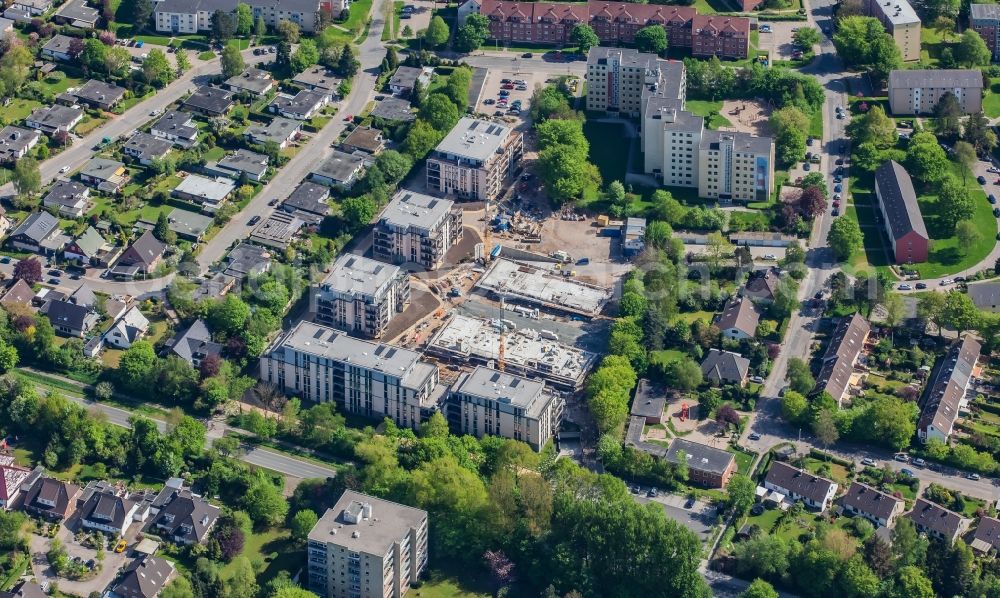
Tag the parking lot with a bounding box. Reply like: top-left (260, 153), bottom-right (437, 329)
top-left (29, 523), bottom-right (131, 597)
top-left (758, 22), bottom-right (804, 61)
top-left (474, 69), bottom-right (538, 120)
top-left (634, 493), bottom-right (717, 542)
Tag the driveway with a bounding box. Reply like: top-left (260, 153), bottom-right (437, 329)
top-left (634, 493), bottom-right (716, 542)
top-left (28, 523), bottom-right (130, 597)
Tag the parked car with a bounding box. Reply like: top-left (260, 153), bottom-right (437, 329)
top-left (684, 497), bottom-right (696, 508)
top-left (484, 98), bottom-right (495, 105)
top-left (763, 253), bottom-right (776, 260)
top-left (646, 488), bottom-right (658, 498)
top-left (248, 215), bottom-right (261, 226)
top-left (832, 201), bottom-right (840, 208)
top-left (900, 468), bottom-right (916, 477)
top-left (861, 458), bottom-right (876, 466)
top-left (978, 175), bottom-right (988, 185)
top-left (835, 158), bottom-right (844, 165)
top-left (803, 162), bottom-right (812, 171)
top-left (831, 208), bottom-right (839, 216)
top-left (967, 472), bottom-right (982, 481)
top-left (897, 284), bottom-right (912, 290)
top-left (47, 278), bottom-right (59, 285)
top-left (748, 432), bottom-right (761, 440)
top-left (912, 458), bottom-right (926, 467)
top-left (990, 195), bottom-right (998, 204)
top-left (894, 453), bottom-right (909, 462)
top-left (833, 184), bottom-right (843, 192)
top-left (915, 282), bottom-right (926, 289)
top-left (833, 194), bottom-right (841, 201)
top-left (833, 175), bottom-right (842, 183)
top-left (522, 52), bottom-right (533, 58)
top-left (993, 208), bottom-right (1000, 217)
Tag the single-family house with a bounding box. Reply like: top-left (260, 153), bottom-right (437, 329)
top-left (20, 476), bottom-right (80, 521)
top-left (77, 482), bottom-right (146, 536)
top-left (0, 126), bottom-right (41, 163)
top-left (222, 242), bottom-right (272, 280)
top-left (0, 279), bottom-right (37, 309)
top-left (665, 439), bottom-right (737, 488)
top-left (763, 461), bottom-right (838, 512)
top-left (53, 0), bottom-right (99, 28)
top-left (742, 269), bottom-right (781, 303)
top-left (164, 208), bottom-right (213, 242)
top-left (40, 34), bottom-right (76, 61)
top-left (0, 581), bottom-right (47, 598)
top-left (6, 0), bottom-right (51, 18)
top-left (172, 174), bottom-right (236, 212)
top-left (341, 126), bottom-right (385, 155)
top-left (700, 348), bottom-right (750, 386)
top-left (151, 488), bottom-right (219, 545)
top-left (203, 149), bottom-right (269, 182)
top-left (972, 516), bottom-right (1000, 556)
top-left (45, 299), bottom-right (98, 337)
top-left (309, 150), bottom-right (365, 189)
top-left (79, 157), bottom-right (128, 194)
top-left (906, 498), bottom-right (971, 544)
top-left (108, 556), bottom-right (174, 598)
top-left (815, 313), bottom-right (871, 406)
top-left (631, 379), bottom-right (666, 424)
top-left (150, 111), bottom-right (198, 148)
top-left (25, 104), bottom-right (83, 135)
top-left (839, 482), bottom-right (905, 528)
top-left (225, 67), bottom-right (275, 97)
top-left (388, 66), bottom-right (432, 96)
top-left (291, 67), bottom-right (340, 98)
top-left (268, 89), bottom-right (328, 120)
top-left (967, 281), bottom-right (1000, 313)
top-left (63, 226), bottom-right (108, 265)
top-left (0, 461), bottom-right (31, 510)
top-left (167, 319), bottom-right (223, 368)
top-left (42, 180), bottom-right (90, 217)
top-left (123, 133), bottom-right (174, 165)
top-left (182, 86), bottom-right (234, 117)
top-left (370, 96), bottom-right (416, 122)
top-left (111, 231), bottom-right (166, 280)
top-left (245, 116), bottom-right (301, 148)
top-left (6, 212), bottom-right (63, 255)
top-left (60, 80), bottom-right (126, 110)
top-left (103, 305), bottom-right (150, 349)
top-left (249, 212), bottom-right (304, 250)
top-left (280, 181), bottom-right (330, 219)
top-left (716, 296), bottom-right (760, 340)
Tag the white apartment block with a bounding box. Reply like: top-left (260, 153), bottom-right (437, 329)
top-left (308, 491), bottom-right (428, 598)
top-left (373, 190), bottom-right (463, 271)
top-left (426, 118), bottom-right (523, 201)
top-left (260, 321), bottom-right (440, 430)
top-left (313, 254), bottom-right (410, 339)
top-left (154, 0), bottom-right (320, 35)
top-left (864, 0), bottom-right (920, 61)
top-left (447, 366), bottom-right (565, 451)
top-left (586, 46), bottom-right (666, 116)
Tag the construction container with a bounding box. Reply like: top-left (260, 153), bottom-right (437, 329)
top-left (597, 215), bottom-right (610, 227)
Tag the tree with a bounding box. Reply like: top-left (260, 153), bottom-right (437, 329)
top-left (455, 13), bottom-right (490, 52)
top-left (235, 3), bottom-right (253, 36)
top-left (666, 358), bottom-right (703, 390)
top-left (813, 409), bottom-right (839, 449)
top-left (956, 29), bottom-right (991, 67)
top-left (906, 132), bottom-right (950, 185)
top-left (937, 177), bottom-right (974, 233)
top-left (253, 15), bottom-right (267, 37)
top-left (290, 509), bottom-right (318, 542)
top-left (732, 536), bottom-right (790, 580)
top-left (771, 106), bottom-right (809, 166)
top-left (227, 557), bottom-right (259, 598)
top-left (934, 92), bottom-right (963, 139)
top-left (221, 44), bottom-right (245, 79)
top-left (868, 34), bottom-right (902, 85)
top-left (142, 48), bottom-right (174, 87)
top-left (954, 219), bottom-right (981, 256)
top-left (781, 390), bottom-right (808, 424)
top-left (942, 290), bottom-right (981, 334)
top-left (799, 186), bottom-right (827, 219)
top-left (570, 23), bottom-right (599, 53)
top-left (423, 15), bottom-right (450, 48)
top-left (291, 39), bottom-right (320, 73)
top-left (336, 43), bottom-right (358, 78)
top-left (786, 358), bottom-right (815, 394)
top-left (211, 9), bottom-right (236, 40)
top-left (890, 566), bottom-right (935, 598)
top-left (705, 231), bottom-right (732, 271)
top-left (854, 105), bottom-right (897, 149)
top-left (132, 0), bottom-right (154, 28)
top-left (12, 156), bottom-right (40, 198)
top-left (917, 291), bottom-right (946, 334)
top-left (740, 579), bottom-right (779, 598)
top-left (119, 341), bottom-right (157, 389)
top-left (242, 477), bottom-right (288, 526)
top-left (208, 294), bottom-right (251, 336)
top-left (727, 474), bottom-right (755, 515)
top-left (12, 258), bottom-right (41, 284)
top-left (419, 93), bottom-right (460, 130)
top-left (175, 48), bottom-right (190, 73)
top-left (953, 141), bottom-right (977, 186)
top-left (793, 27), bottom-right (821, 49)
top-left (277, 19), bottom-right (300, 43)
top-left (340, 196), bottom-right (378, 231)
top-left (634, 25), bottom-right (668, 54)
top-left (828, 216), bottom-right (863, 260)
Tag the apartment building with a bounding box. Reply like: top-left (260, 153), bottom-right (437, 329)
top-left (697, 131), bottom-right (774, 203)
top-left (873, 160), bottom-right (929, 263)
top-left (308, 491), bottom-right (428, 598)
top-left (917, 335), bottom-right (981, 443)
top-left (863, 0), bottom-right (920, 61)
top-left (426, 117), bottom-right (523, 201)
top-left (586, 46), bottom-right (677, 116)
top-left (313, 254), bottom-right (410, 339)
top-left (373, 190), bottom-right (463, 271)
top-left (887, 69), bottom-right (984, 115)
top-left (971, 3), bottom-right (1000, 60)
top-left (154, 0), bottom-right (320, 34)
top-left (259, 321), bottom-right (440, 430)
top-left (447, 366), bottom-right (565, 451)
top-left (471, 0), bottom-right (750, 59)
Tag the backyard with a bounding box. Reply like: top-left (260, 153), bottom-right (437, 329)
top-left (687, 100), bottom-right (732, 130)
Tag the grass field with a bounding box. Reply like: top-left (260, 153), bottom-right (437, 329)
top-left (650, 349), bottom-right (687, 366)
top-left (986, 78), bottom-right (1000, 119)
top-left (0, 99), bottom-right (42, 126)
top-left (219, 527), bottom-right (302, 585)
top-left (583, 120), bottom-right (630, 184)
top-left (321, 0), bottom-right (375, 45)
top-left (686, 99), bottom-right (733, 130)
top-left (728, 447), bottom-right (756, 475)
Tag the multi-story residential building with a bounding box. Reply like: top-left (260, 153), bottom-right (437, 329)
top-left (863, 0), bottom-right (920, 60)
top-left (696, 130), bottom-right (774, 203)
top-left (471, 0), bottom-right (750, 59)
top-left (373, 190), bottom-right (463, 271)
top-left (814, 312), bottom-right (871, 406)
top-left (307, 491), bottom-right (428, 598)
top-left (971, 4), bottom-right (1000, 60)
top-left (426, 117), bottom-right (523, 201)
top-left (154, 0), bottom-right (320, 34)
top-left (664, 438), bottom-right (737, 488)
top-left (313, 254), bottom-right (410, 339)
top-left (887, 69), bottom-right (984, 115)
top-left (918, 335), bottom-right (981, 443)
top-left (447, 366), bottom-right (564, 451)
top-left (586, 46), bottom-right (666, 116)
top-left (260, 321), bottom-right (440, 429)
top-left (873, 160), bottom-right (928, 264)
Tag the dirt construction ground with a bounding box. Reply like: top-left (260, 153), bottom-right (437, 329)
top-left (721, 99), bottom-right (773, 137)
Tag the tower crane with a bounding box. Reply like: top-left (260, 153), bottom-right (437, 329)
top-left (497, 297), bottom-right (506, 372)
top-left (482, 198), bottom-right (492, 264)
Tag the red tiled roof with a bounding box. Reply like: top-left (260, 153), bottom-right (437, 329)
top-left (692, 14), bottom-right (750, 35)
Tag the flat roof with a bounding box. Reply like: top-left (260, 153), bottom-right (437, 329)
top-left (869, 0), bottom-right (919, 25)
top-left (427, 314), bottom-right (597, 388)
top-left (454, 366), bottom-right (548, 417)
top-left (378, 189), bottom-right (453, 233)
top-left (320, 253), bottom-right (400, 299)
top-left (309, 490), bottom-right (426, 557)
top-left (173, 173), bottom-right (235, 201)
top-left (475, 258), bottom-right (611, 317)
top-left (434, 117), bottom-right (514, 162)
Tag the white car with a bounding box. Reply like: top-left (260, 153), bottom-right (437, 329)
top-left (59, 166), bottom-right (69, 173)
top-left (763, 254), bottom-right (776, 260)
top-left (988, 167), bottom-right (1000, 174)
top-left (833, 193), bottom-right (841, 200)
top-left (898, 284), bottom-right (912, 290)
top-left (939, 279), bottom-right (953, 286)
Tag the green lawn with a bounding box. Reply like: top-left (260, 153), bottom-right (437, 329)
top-left (675, 310), bottom-right (714, 325)
top-left (0, 99), bottom-right (42, 126)
top-left (985, 78), bottom-right (1000, 119)
top-left (39, 73), bottom-right (85, 95)
top-left (198, 51), bottom-right (216, 60)
top-left (320, 0), bottom-right (375, 45)
top-left (583, 120), bottom-right (630, 184)
top-left (134, 34), bottom-right (174, 46)
top-left (413, 569), bottom-right (491, 598)
top-left (802, 456), bottom-right (850, 485)
top-left (219, 527), bottom-right (302, 586)
top-left (203, 146), bottom-right (226, 161)
top-left (650, 349), bottom-right (687, 366)
top-left (686, 100), bottom-right (732, 130)
top-left (808, 107), bottom-right (823, 139)
top-left (382, 0), bottom-right (404, 41)
top-left (728, 447), bottom-right (756, 475)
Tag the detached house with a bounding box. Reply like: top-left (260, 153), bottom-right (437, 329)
top-left (151, 488), bottom-right (219, 545)
top-left (111, 231), bottom-right (166, 280)
top-left (268, 89), bottom-right (328, 120)
top-left (63, 226), bottom-right (111, 266)
top-left (906, 498), bottom-right (970, 544)
top-left (839, 482), bottom-right (905, 528)
top-left (700, 348), bottom-right (750, 386)
top-left (742, 269), bottom-right (781, 303)
top-left (150, 111), bottom-right (198, 148)
top-left (25, 104), bottom-right (83, 135)
top-left (103, 306), bottom-right (150, 349)
top-left (60, 80), bottom-right (126, 110)
top-left (109, 556), bottom-right (174, 598)
top-left (42, 180), bottom-right (90, 217)
top-left (0, 461), bottom-right (31, 510)
top-left (972, 516), bottom-right (1000, 556)
top-left (225, 67), bottom-right (275, 97)
top-left (172, 174), bottom-right (236, 213)
top-left (763, 461), bottom-right (838, 512)
top-left (716, 296), bottom-right (760, 340)
top-left (7, 211), bottom-right (64, 255)
top-left (123, 133), bottom-right (173, 165)
top-left (40, 34), bottom-right (75, 61)
top-left (245, 117), bottom-right (301, 149)
top-left (167, 319), bottom-right (222, 368)
top-left (77, 481), bottom-right (146, 536)
top-left (309, 150), bottom-right (366, 189)
top-left (45, 299), bottom-right (99, 337)
top-left (21, 476), bottom-right (80, 521)
top-left (182, 86), bottom-right (234, 117)
top-left (0, 126), bottom-right (41, 163)
top-left (80, 158), bottom-right (128, 194)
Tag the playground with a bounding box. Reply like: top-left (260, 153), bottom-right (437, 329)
top-left (721, 99), bottom-right (773, 138)
top-left (663, 394), bottom-right (736, 447)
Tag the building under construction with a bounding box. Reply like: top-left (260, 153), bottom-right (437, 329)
top-left (475, 258), bottom-right (612, 318)
top-left (425, 314), bottom-right (597, 391)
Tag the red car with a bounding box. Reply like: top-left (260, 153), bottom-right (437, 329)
top-left (501, 84), bottom-right (514, 90)
top-left (832, 200), bottom-right (840, 207)
top-left (343, 115), bottom-right (353, 121)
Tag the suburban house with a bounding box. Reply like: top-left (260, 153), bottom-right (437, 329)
top-left (123, 133), bottom-right (173, 165)
top-left (918, 335), bottom-right (982, 443)
top-left (203, 149), bottom-right (269, 182)
top-left (151, 487), bottom-right (220, 545)
top-left (40, 34), bottom-right (75, 61)
top-left (716, 296), bottom-right (760, 340)
top-left (665, 438), bottom-right (737, 488)
top-left (162, 208), bottom-right (213, 242)
top-left (103, 306), bottom-right (150, 350)
top-left (79, 158), bottom-right (129, 194)
top-left (621, 217), bottom-right (646, 256)
top-left (839, 482), bottom-right (905, 528)
top-left (245, 117), bottom-right (301, 148)
top-left (763, 461), bottom-right (838, 512)
top-left (700, 348), bottom-right (750, 386)
top-left (971, 516), bottom-right (1000, 555)
top-left (77, 481), bottom-right (146, 535)
top-left (167, 319), bottom-right (223, 368)
top-left (150, 111), bottom-right (199, 148)
top-left (222, 242), bottom-right (272, 280)
top-left (111, 231), bottom-right (166, 280)
top-left (630, 379), bottom-right (665, 424)
top-left (967, 281), bottom-right (1000, 313)
top-left (6, 211), bottom-right (64, 255)
top-left (0, 461), bottom-right (31, 510)
top-left (370, 97), bottom-right (416, 122)
top-left (172, 174), bottom-right (236, 213)
top-left (341, 126), bottom-right (385, 155)
top-left (108, 556), bottom-right (174, 598)
top-left (874, 160), bottom-right (929, 264)
top-left (814, 313), bottom-right (871, 406)
top-left (388, 66), bottom-right (432, 96)
top-left (63, 226), bottom-right (111, 266)
top-left (182, 86), bottom-right (234, 117)
top-left (906, 498), bottom-right (971, 544)
top-left (42, 180), bottom-right (90, 217)
top-left (25, 104), bottom-right (83, 135)
top-left (268, 89), bottom-right (328, 120)
top-left (5, 0), bottom-right (52, 19)
top-left (45, 299), bottom-right (99, 337)
top-left (59, 80), bottom-right (126, 110)
top-left (280, 181), bottom-right (330, 220)
top-left (0, 279), bottom-right (37, 309)
top-left (52, 0), bottom-right (99, 28)
top-left (309, 150), bottom-right (366, 189)
top-left (225, 67), bottom-right (275, 97)
top-left (291, 67), bottom-right (341, 98)
top-left (0, 581), bottom-right (47, 598)
top-left (250, 212), bottom-right (305, 250)
top-left (0, 126), bottom-right (41, 163)
top-left (20, 476), bottom-right (80, 521)
top-left (742, 269), bottom-right (781, 303)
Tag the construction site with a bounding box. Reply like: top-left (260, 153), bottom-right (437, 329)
top-left (425, 314), bottom-right (598, 391)
top-left (474, 258), bottom-right (613, 319)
